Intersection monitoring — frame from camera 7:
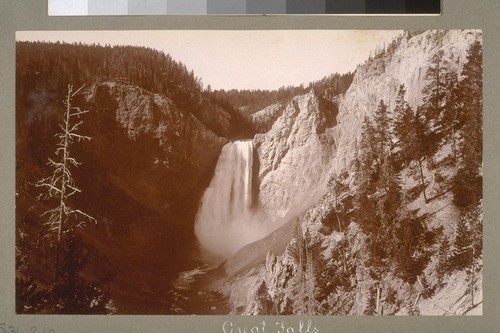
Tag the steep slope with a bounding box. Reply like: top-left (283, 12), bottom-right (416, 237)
top-left (214, 29), bottom-right (482, 316)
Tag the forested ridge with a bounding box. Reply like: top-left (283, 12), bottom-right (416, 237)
top-left (17, 41), bottom-right (203, 109)
top-left (212, 71), bottom-right (353, 116)
top-left (16, 41), bottom-right (256, 138)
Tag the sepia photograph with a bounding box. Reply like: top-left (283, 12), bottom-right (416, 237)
top-left (15, 29), bottom-right (482, 316)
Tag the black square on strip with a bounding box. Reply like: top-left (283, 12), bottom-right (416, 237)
top-left (365, 0), bottom-right (406, 13)
top-left (326, 0), bottom-right (365, 14)
top-left (406, 0), bottom-right (441, 13)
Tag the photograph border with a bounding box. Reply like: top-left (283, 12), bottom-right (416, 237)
top-left (1, 0), bottom-right (499, 332)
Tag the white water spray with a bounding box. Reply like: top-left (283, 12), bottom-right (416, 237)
top-left (195, 140), bottom-right (270, 261)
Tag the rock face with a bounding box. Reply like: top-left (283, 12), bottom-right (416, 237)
top-left (217, 29), bottom-right (482, 316)
top-left (331, 29), bottom-right (481, 174)
top-left (84, 81), bottom-right (227, 198)
top-left (255, 90), bottom-right (338, 219)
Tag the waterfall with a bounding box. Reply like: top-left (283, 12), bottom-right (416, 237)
top-left (195, 140), bottom-right (269, 261)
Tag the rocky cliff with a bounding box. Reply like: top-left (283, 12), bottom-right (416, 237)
top-left (255, 90), bottom-right (338, 219)
top-left (331, 29), bottom-right (481, 174)
top-left (215, 29), bottom-right (483, 316)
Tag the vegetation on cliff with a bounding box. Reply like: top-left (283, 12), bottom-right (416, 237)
top-left (233, 31), bottom-right (482, 316)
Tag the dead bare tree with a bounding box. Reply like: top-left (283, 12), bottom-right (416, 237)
top-left (36, 84), bottom-right (96, 242)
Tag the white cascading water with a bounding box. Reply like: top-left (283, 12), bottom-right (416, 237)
top-left (195, 140), bottom-right (269, 261)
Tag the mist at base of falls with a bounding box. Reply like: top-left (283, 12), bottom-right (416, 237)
top-left (194, 140), bottom-right (274, 262)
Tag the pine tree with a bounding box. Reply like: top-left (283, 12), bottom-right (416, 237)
top-left (441, 70), bottom-right (462, 161)
top-left (468, 205), bottom-right (483, 259)
top-left (35, 85), bottom-right (96, 241)
top-left (421, 49), bottom-right (450, 146)
top-left (393, 218), bottom-right (429, 285)
top-left (326, 171), bottom-right (349, 232)
top-left (355, 114), bottom-right (386, 235)
top-left (364, 287), bottom-right (378, 315)
top-left (451, 212), bottom-right (481, 310)
top-left (436, 237), bottom-right (451, 279)
top-left (374, 103), bottom-right (400, 203)
top-left (373, 99), bottom-right (391, 165)
top-left (357, 116), bottom-right (379, 193)
top-left (393, 85), bottom-right (416, 166)
top-left (452, 41), bottom-right (483, 209)
top-left (393, 88), bottom-right (430, 202)
top-left (256, 281), bottom-right (274, 315)
top-left (379, 155), bottom-right (403, 219)
top-left (458, 41), bottom-right (482, 166)
top-left (450, 217), bottom-right (473, 271)
top-left (413, 107), bottom-right (431, 202)
top-left (399, 253), bottom-right (420, 285)
top-left (29, 85), bottom-right (110, 314)
top-left (356, 100), bottom-right (406, 271)
top-left (355, 191), bottom-right (380, 234)
top-left (385, 285), bottom-right (398, 306)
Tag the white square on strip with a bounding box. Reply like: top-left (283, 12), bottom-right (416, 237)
top-left (48, 0), bottom-right (89, 16)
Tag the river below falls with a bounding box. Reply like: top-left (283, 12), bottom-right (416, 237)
top-left (166, 264), bottom-right (230, 314)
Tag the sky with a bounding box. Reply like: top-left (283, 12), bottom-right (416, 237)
top-left (17, 30), bottom-right (402, 91)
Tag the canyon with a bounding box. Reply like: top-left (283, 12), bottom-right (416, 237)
top-left (16, 30), bottom-right (482, 315)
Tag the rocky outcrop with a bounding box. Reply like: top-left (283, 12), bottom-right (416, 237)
top-left (250, 102), bottom-right (285, 133)
top-left (84, 81), bottom-right (227, 198)
top-left (255, 90), bottom-right (338, 219)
